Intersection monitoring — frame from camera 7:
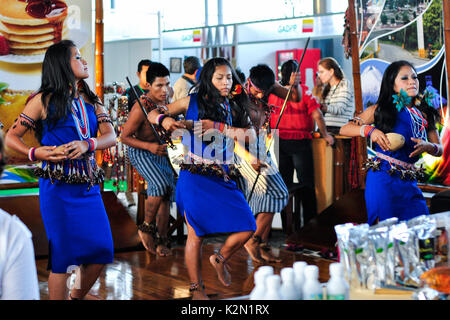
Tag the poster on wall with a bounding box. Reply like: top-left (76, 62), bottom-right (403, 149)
top-left (356, 0), bottom-right (449, 186)
top-left (0, 0), bottom-right (93, 184)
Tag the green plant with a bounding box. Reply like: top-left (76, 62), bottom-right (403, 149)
top-left (0, 82), bottom-right (8, 105)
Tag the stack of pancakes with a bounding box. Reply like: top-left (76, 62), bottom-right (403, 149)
top-left (0, 0), bottom-right (68, 56)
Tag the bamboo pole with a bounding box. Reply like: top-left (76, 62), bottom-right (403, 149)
top-left (95, 0), bottom-right (104, 102)
top-left (443, 0), bottom-right (450, 105)
top-left (94, 0), bottom-right (104, 176)
top-left (348, 0), bottom-right (367, 189)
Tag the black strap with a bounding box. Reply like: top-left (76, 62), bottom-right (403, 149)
top-left (182, 75), bottom-right (196, 86)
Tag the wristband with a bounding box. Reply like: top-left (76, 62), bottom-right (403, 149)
top-left (363, 125), bottom-right (375, 137)
top-left (92, 138), bottom-right (98, 151)
top-left (157, 114), bottom-right (169, 126)
top-left (86, 139), bottom-right (93, 152)
top-left (431, 143), bottom-right (439, 156)
top-left (86, 138), bottom-right (97, 152)
top-left (360, 125), bottom-right (367, 137)
top-left (367, 126), bottom-right (376, 137)
top-left (28, 147), bottom-right (36, 161)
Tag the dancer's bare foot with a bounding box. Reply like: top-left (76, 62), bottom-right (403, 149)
top-left (137, 221), bottom-right (157, 254)
top-left (259, 243), bottom-right (282, 263)
top-left (244, 239), bottom-right (265, 264)
top-left (156, 244), bottom-right (172, 257)
top-left (138, 230), bottom-right (156, 254)
top-left (209, 253), bottom-right (231, 287)
top-left (190, 282), bottom-right (209, 300)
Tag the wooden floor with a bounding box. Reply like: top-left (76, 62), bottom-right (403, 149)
top-left (36, 244), bottom-right (334, 300)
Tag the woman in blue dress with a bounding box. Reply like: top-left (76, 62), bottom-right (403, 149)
top-left (340, 60), bottom-right (442, 225)
top-left (148, 57), bottom-right (257, 299)
top-left (5, 40), bottom-right (117, 300)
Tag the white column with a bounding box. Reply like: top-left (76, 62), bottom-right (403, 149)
top-left (417, 14), bottom-right (425, 58)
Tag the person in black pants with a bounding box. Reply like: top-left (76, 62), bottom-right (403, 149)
top-left (270, 60), bottom-right (333, 230)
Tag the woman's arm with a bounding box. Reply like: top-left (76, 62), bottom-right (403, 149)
top-left (194, 119), bottom-right (257, 145)
top-left (94, 103), bottom-right (117, 149)
top-left (311, 108), bottom-right (334, 146)
top-left (147, 96), bottom-right (190, 132)
top-left (339, 104), bottom-right (391, 151)
top-left (410, 129), bottom-right (442, 158)
top-left (5, 94), bottom-right (67, 162)
top-left (269, 72), bottom-right (302, 102)
top-left (65, 97), bottom-right (117, 159)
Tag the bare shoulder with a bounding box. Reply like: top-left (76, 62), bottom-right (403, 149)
top-left (23, 92), bottom-right (45, 119)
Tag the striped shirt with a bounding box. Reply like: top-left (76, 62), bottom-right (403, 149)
top-left (323, 78), bottom-right (355, 128)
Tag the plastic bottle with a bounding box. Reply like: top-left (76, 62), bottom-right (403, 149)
top-left (249, 270), bottom-right (269, 300)
top-left (258, 266), bottom-right (274, 277)
top-left (326, 263), bottom-right (349, 300)
top-left (293, 261), bottom-right (307, 299)
top-left (302, 265), bottom-right (323, 300)
top-left (263, 274), bottom-right (282, 300)
top-left (280, 267), bottom-right (300, 300)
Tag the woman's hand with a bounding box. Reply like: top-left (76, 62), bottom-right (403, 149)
top-left (289, 71), bottom-right (301, 87)
top-left (409, 138), bottom-right (434, 158)
top-left (193, 119), bottom-right (220, 137)
top-left (161, 117), bottom-right (186, 132)
top-left (34, 145), bottom-right (69, 162)
top-left (65, 140), bottom-right (89, 159)
top-left (148, 143), bottom-right (168, 156)
top-left (370, 129), bottom-right (391, 152)
top-left (323, 134), bottom-right (335, 146)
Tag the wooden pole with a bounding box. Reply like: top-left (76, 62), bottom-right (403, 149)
top-left (94, 0), bottom-right (104, 181)
top-left (348, 0), bottom-right (367, 189)
top-left (443, 0), bottom-right (450, 105)
top-left (95, 0), bottom-right (104, 102)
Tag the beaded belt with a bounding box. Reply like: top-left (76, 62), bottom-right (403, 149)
top-left (363, 152), bottom-right (426, 181)
top-left (375, 152), bottom-right (416, 170)
top-left (178, 151), bottom-right (240, 181)
top-left (34, 153), bottom-right (105, 191)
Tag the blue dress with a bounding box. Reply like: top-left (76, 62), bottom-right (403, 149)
top-left (38, 100), bottom-right (113, 273)
top-left (175, 93), bottom-right (256, 236)
top-left (365, 107), bottom-right (429, 225)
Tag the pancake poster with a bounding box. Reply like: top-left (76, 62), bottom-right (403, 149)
top-left (0, 0), bottom-right (92, 183)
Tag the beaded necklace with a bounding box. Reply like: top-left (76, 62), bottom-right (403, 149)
top-left (71, 96), bottom-right (90, 140)
top-left (406, 106), bottom-right (428, 141)
top-left (221, 99), bottom-right (233, 126)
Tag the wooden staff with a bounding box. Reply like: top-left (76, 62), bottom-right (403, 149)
top-left (95, 0), bottom-right (104, 102)
top-left (125, 77), bottom-right (178, 178)
top-left (348, 0), bottom-right (367, 189)
top-left (247, 37), bottom-right (310, 202)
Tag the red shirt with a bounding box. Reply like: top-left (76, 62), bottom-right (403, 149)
top-left (269, 84), bottom-right (320, 140)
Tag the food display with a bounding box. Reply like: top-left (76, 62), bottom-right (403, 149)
top-left (0, 0), bottom-right (68, 56)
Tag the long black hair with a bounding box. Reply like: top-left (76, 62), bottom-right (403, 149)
top-left (194, 57), bottom-right (252, 128)
top-left (36, 40), bottom-right (100, 140)
top-left (374, 60), bottom-right (440, 133)
top-left (280, 59), bottom-right (298, 86)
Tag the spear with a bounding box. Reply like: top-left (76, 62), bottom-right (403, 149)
top-left (247, 37), bottom-right (310, 202)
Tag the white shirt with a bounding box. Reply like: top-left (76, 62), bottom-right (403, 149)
top-left (172, 76), bottom-right (195, 101)
top-left (0, 209), bottom-right (40, 300)
top-left (323, 78), bottom-right (355, 128)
